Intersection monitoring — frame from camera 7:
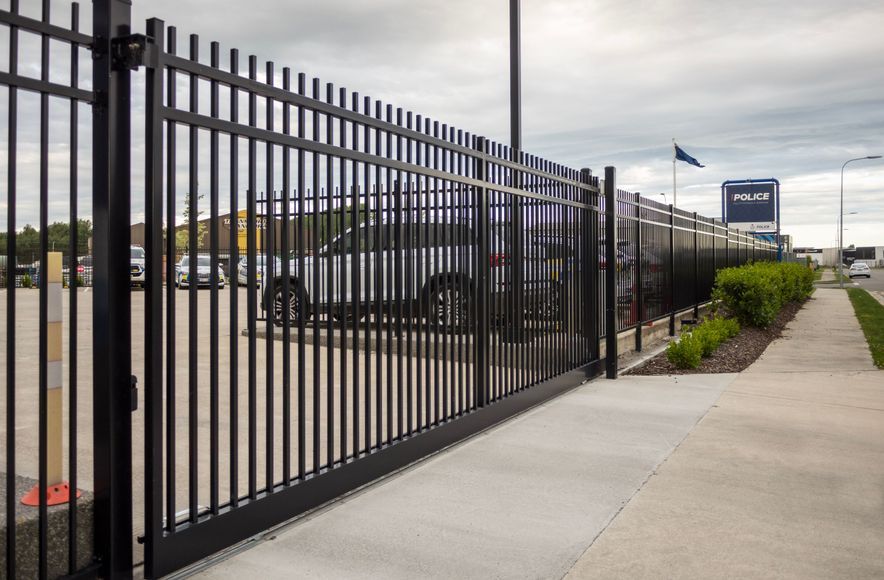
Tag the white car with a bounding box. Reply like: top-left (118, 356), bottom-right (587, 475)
top-left (848, 262), bottom-right (871, 279)
top-left (131, 245), bottom-right (146, 287)
top-left (236, 255), bottom-right (281, 287)
top-left (176, 255), bottom-right (226, 289)
top-left (261, 219), bottom-right (553, 331)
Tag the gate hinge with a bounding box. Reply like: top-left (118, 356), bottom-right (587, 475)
top-left (130, 375), bottom-right (139, 412)
top-left (112, 34), bottom-right (154, 71)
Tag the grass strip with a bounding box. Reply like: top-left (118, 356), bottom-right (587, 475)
top-left (846, 287), bottom-right (884, 369)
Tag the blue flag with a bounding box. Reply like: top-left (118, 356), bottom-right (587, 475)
top-left (674, 144), bottom-right (705, 168)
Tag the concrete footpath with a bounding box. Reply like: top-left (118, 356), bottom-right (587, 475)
top-left (191, 289), bottom-right (884, 580)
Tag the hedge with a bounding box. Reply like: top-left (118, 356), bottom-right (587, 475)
top-left (712, 262), bottom-right (814, 328)
top-left (666, 316), bottom-right (741, 369)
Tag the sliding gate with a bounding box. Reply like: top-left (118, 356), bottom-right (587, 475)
top-left (140, 18), bottom-right (602, 578)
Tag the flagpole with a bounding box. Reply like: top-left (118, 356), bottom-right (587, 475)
top-left (672, 138), bottom-right (677, 208)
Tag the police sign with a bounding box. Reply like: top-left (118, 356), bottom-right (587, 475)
top-left (722, 179), bottom-right (779, 232)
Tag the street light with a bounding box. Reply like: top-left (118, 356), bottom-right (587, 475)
top-left (658, 193), bottom-right (668, 205)
top-left (840, 156), bottom-right (881, 288)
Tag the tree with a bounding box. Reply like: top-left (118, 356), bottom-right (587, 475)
top-left (176, 192), bottom-right (207, 253)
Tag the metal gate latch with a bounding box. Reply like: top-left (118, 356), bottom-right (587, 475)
top-left (112, 34), bottom-right (149, 71)
top-left (130, 375), bottom-right (138, 412)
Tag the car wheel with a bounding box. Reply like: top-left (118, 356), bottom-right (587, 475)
top-left (272, 283), bottom-right (309, 326)
top-left (428, 278), bottom-right (471, 334)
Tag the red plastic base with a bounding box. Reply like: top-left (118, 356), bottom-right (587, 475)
top-left (21, 481), bottom-right (82, 507)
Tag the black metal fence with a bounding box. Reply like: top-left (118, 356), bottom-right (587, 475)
top-left (141, 19), bottom-right (601, 576)
top-left (0, 3), bottom-right (777, 579)
top-left (0, 1), bottom-right (98, 579)
top-left (606, 188), bottom-right (776, 343)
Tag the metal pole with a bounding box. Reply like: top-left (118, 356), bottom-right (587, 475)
top-left (475, 137), bottom-right (489, 406)
top-left (508, 0), bottom-right (525, 344)
top-left (635, 196), bottom-right (643, 352)
top-left (510, 0), bottom-right (521, 153)
top-left (672, 139), bottom-right (676, 208)
top-left (840, 163), bottom-right (846, 289)
top-left (668, 203), bottom-right (676, 336)
top-left (604, 167), bottom-right (617, 379)
top-left (92, 0), bottom-right (134, 577)
top-left (840, 156), bottom-right (882, 288)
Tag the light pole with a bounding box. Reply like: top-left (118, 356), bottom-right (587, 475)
top-left (658, 193), bottom-right (667, 205)
top-left (840, 156), bottom-right (881, 288)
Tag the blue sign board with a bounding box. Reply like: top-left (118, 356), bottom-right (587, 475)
top-left (722, 178), bottom-right (782, 261)
top-left (722, 179), bottom-right (779, 233)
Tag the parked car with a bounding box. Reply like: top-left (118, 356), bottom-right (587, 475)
top-left (131, 245), bottom-right (146, 287)
top-left (261, 219), bottom-right (554, 331)
top-left (236, 255), bottom-right (281, 287)
top-left (176, 255), bottom-right (226, 289)
top-left (848, 262), bottom-right (871, 279)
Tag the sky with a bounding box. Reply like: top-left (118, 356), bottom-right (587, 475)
top-left (2, 0), bottom-right (883, 249)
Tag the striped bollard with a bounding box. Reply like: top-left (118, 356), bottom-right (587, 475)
top-left (22, 252), bottom-right (80, 506)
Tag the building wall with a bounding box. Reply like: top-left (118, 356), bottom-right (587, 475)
top-left (812, 246), bottom-right (884, 267)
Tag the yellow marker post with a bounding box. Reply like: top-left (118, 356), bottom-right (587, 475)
top-left (22, 251), bottom-right (79, 506)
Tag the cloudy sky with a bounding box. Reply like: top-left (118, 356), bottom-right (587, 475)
top-left (3, 0), bottom-right (883, 248)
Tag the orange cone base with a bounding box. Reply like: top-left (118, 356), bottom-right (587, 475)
top-left (21, 482), bottom-right (82, 507)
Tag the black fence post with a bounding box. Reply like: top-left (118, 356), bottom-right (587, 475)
top-left (635, 195), bottom-right (643, 352)
top-left (693, 211), bottom-right (699, 319)
top-left (475, 137), bottom-right (490, 406)
top-left (92, 0), bottom-right (134, 577)
top-left (581, 168), bottom-right (599, 363)
top-left (604, 167), bottom-right (617, 379)
top-left (144, 17), bottom-right (164, 579)
top-left (711, 219), bottom-right (717, 288)
top-left (668, 204), bottom-right (676, 336)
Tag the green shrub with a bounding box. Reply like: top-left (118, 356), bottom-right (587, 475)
top-left (21, 273), bottom-right (33, 288)
top-left (712, 262), bottom-right (813, 328)
top-left (666, 332), bottom-right (703, 369)
top-left (692, 323), bottom-right (721, 357)
top-left (75, 275), bottom-right (85, 288)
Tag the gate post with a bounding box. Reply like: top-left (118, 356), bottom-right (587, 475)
top-left (604, 167), bottom-right (617, 379)
top-left (92, 0), bottom-right (134, 577)
top-left (693, 211), bottom-right (699, 319)
top-left (144, 17), bottom-right (165, 579)
top-left (581, 169), bottom-right (599, 363)
top-left (475, 137), bottom-right (490, 406)
top-left (635, 195), bottom-right (643, 352)
top-left (668, 204), bottom-right (676, 336)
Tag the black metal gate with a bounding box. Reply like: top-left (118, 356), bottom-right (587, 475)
top-left (1, 3), bottom-right (779, 578)
top-left (139, 17), bottom-right (602, 578)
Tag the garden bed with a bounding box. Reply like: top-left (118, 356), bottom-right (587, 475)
top-left (626, 299), bottom-right (806, 375)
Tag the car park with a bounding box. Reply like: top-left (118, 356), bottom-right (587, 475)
top-left (176, 255), bottom-right (226, 289)
top-left (848, 262), bottom-right (871, 279)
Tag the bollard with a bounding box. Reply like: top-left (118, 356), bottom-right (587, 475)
top-left (22, 252), bottom-right (80, 506)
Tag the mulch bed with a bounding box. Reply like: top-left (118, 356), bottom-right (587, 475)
top-left (625, 300), bottom-right (807, 375)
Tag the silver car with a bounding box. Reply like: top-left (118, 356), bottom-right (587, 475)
top-left (262, 219), bottom-right (553, 331)
top-left (131, 245), bottom-right (146, 287)
top-left (236, 255), bottom-right (281, 286)
top-left (176, 255), bottom-right (226, 289)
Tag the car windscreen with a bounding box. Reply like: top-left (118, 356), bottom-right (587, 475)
top-left (131, 247), bottom-right (145, 259)
top-left (180, 256), bottom-right (212, 268)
